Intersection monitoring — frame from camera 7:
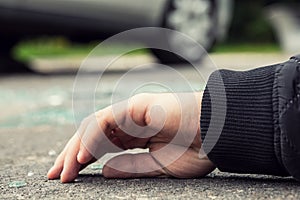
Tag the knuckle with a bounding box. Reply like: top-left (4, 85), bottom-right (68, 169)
top-left (144, 110), bottom-right (152, 125)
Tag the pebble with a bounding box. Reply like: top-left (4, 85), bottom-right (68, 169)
top-left (27, 171), bottom-right (34, 177)
top-left (48, 150), bottom-right (57, 156)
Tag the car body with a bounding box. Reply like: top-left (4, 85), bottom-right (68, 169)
top-left (0, 0), bottom-right (233, 72)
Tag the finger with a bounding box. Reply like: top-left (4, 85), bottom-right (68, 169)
top-left (47, 149), bottom-right (66, 180)
top-left (48, 118), bottom-right (91, 180)
top-left (77, 117), bottom-right (116, 164)
top-left (77, 119), bottom-right (101, 164)
top-left (47, 132), bottom-right (78, 180)
top-left (60, 134), bottom-right (83, 183)
top-left (128, 94), bottom-right (149, 126)
top-left (150, 143), bottom-right (216, 178)
top-left (49, 137), bottom-right (97, 181)
top-left (102, 153), bottom-right (167, 178)
top-left (77, 107), bottom-right (125, 164)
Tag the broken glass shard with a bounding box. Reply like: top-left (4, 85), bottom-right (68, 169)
top-left (90, 164), bottom-right (103, 170)
top-left (9, 181), bottom-right (27, 188)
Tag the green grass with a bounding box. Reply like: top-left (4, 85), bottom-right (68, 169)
top-left (13, 37), bottom-right (149, 62)
top-left (13, 37), bottom-right (281, 62)
top-left (212, 42), bottom-right (281, 53)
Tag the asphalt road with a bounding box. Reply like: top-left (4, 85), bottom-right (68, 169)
top-left (1, 53), bottom-right (299, 199)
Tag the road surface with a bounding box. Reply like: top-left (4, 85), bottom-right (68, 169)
top-left (0, 53), bottom-right (299, 199)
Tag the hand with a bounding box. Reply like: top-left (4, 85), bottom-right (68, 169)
top-left (47, 92), bottom-right (215, 183)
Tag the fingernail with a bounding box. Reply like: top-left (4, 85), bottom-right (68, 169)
top-left (47, 167), bottom-right (55, 179)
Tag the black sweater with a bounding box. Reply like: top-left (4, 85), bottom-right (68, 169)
top-left (200, 55), bottom-right (300, 179)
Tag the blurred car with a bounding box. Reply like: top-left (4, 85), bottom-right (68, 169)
top-left (0, 0), bottom-right (233, 73)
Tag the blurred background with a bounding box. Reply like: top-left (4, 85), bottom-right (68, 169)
top-left (0, 0), bottom-right (299, 74)
top-left (1, 0), bottom-right (300, 150)
top-left (0, 0), bottom-right (300, 141)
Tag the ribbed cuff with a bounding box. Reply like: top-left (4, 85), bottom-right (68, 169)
top-left (201, 65), bottom-right (288, 176)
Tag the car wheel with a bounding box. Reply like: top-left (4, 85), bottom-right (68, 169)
top-left (152, 0), bottom-right (217, 64)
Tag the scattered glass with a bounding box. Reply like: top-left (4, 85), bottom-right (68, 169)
top-left (27, 171), bottom-right (34, 177)
top-left (90, 164), bottom-right (103, 170)
top-left (9, 181), bottom-right (27, 188)
top-left (48, 150), bottom-right (56, 156)
top-left (74, 179), bottom-right (82, 183)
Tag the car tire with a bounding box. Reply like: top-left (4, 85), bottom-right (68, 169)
top-left (151, 0), bottom-right (218, 64)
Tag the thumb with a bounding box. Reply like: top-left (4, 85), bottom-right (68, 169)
top-left (102, 153), bottom-right (167, 178)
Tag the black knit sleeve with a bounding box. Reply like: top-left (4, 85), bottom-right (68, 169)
top-left (200, 65), bottom-right (289, 176)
